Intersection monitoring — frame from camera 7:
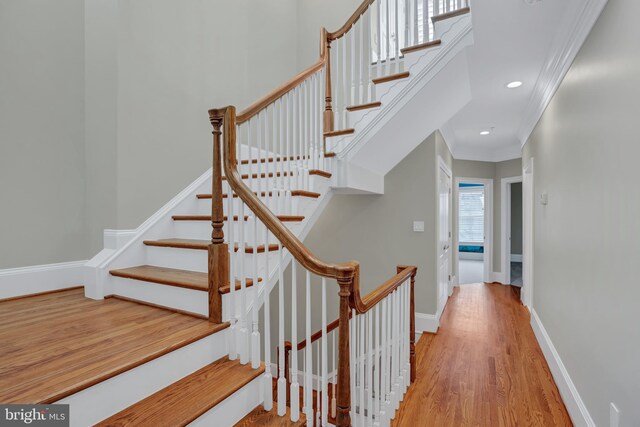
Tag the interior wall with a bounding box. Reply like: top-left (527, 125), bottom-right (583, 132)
top-left (277, 130), bottom-right (451, 332)
top-left (295, 0), bottom-right (362, 71)
top-left (0, 0), bottom-right (87, 269)
top-left (522, 0), bottom-right (640, 424)
top-left (113, 0), bottom-right (299, 230)
top-left (451, 158), bottom-right (521, 280)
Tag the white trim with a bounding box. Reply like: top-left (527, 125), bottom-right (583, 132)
top-left (490, 272), bottom-right (506, 284)
top-left (522, 158), bottom-right (534, 307)
top-left (530, 309), bottom-right (596, 427)
top-left (415, 312), bottom-right (439, 334)
top-left (0, 260), bottom-right (87, 300)
top-left (517, 0), bottom-right (609, 146)
top-left (103, 229), bottom-right (137, 250)
top-left (437, 156), bottom-right (453, 312)
top-left (454, 177), bottom-right (493, 284)
top-left (501, 176), bottom-right (523, 285)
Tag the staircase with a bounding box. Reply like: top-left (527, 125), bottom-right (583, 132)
top-left (77, 0), bottom-right (472, 425)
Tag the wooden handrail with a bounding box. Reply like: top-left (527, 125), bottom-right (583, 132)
top-left (328, 0), bottom-right (375, 40)
top-left (350, 265), bottom-right (417, 314)
top-left (210, 106), bottom-right (359, 282)
top-left (237, 57), bottom-right (325, 124)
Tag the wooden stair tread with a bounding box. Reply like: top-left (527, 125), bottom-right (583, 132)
top-left (401, 39), bottom-right (442, 55)
top-left (144, 238), bottom-right (279, 254)
top-left (95, 357), bottom-right (265, 427)
top-left (308, 169), bottom-right (332, 179)
top-left (431, 6), bottom-right (470, 23)
top-left (172, 215), bottom-right (305, 222)
top-left (223, 171), bottom-right (294, 180)
top-left (240, 155), bottom-right (309, 165)
top-left (346, 101), bottom-right (382, 112)
top-left (234, 404), bottom-right (306, 427)
top-left (324, 128), bottom-right (354, 138)
top-left (372, 71), bottom-right (410, 85)
top-left (109, 265), bottom-right (259, 293)
top-left (324, 151), bottom-right (336, 158)
top-left (197, 190), bottom-right (321, 199)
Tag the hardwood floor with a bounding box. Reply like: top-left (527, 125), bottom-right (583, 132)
top-left (393, 283), bottom-right (572, 427)
top-left (0, 288), bottom-right (225, 404)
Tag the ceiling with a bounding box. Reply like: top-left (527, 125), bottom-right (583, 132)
top-left (440, 0), bottom-right (586, 162)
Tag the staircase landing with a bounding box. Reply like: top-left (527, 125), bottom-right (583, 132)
top-left (0, 288), bottom-right (226, 404)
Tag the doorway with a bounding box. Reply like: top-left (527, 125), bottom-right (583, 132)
top-left (501, 176), bottom-right (523, 286)
top-left (454, 178), bottom-right (493, 285)
top-left (438, 158), bottom-right (453, 314)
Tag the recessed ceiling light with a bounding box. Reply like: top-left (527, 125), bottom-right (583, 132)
top-left (507, 81), bottom-right (523, 89)
top-left (480, 131), bottom-right (491, 135)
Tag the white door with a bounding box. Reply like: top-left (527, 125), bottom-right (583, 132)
top-left (522, 159), bottom-right (534, 306)
top-left (438, 165), bottom-right (452, 305)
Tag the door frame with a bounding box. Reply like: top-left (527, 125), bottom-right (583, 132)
top-left (453, 176), bottom-right (493, 284)
top-left (501, 176), bottom-right (523, 285)
top-left (437, 157), bottom-right (453, 302)
top-left (522, 158), bottom-right (534, 307)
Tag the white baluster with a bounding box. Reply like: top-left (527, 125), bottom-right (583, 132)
top-left (331, 330), bottom-right (337, 419)
top-left (359, 10), bottom-right (366, 105)
top-left (321, 277), bottom-right (329, 426)
top-left (376, 0), bottom-right (382, 74)
top-left (380, 297), bottom-right (388, 423)
top-left (251, 215), bottom-right (260, 369)
top-left (350, 310), bottom-right (356, 422)
top-left (277, 245), bottom-right (286, 416)
top-left (359, 311), bottom-right (366, 426)
top-left (305, 271), bottom-right (314, 423)
top-left (262, 225), bottom-right (272, 411)
top-left (423, 0), bottom-right (429, 43)
top-left (395, 0), bottom-right (400, 72)
top-left (385, 0), bottom-right (391, 74)
top-left (373, 304), bottom-right (381, 426)
top-left (227, 172), bottom-right (237, 361)
top-left (367, 310), bottom-right (373, 426)
top-left (238, 201), bottom-right (248, 365)
top-left (316, 340), bottom-right (321, 427)
top-left (290, 262), bottom-right (300, 421)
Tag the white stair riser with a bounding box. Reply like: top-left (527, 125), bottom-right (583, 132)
top-left (145, 246), bottom-right (278, 278)
top-left (171, 220), bottom-right (302, 242)
top-left (57, 332), bottom-right (227, 427)
top-left (111, 276), bottom-right (209, 315)
top-left (110, 275), bottom-right (258, 321)
top-left (187, 373), bottom-right (263, 427)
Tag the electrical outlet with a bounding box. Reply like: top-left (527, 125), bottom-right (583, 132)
top-left (610, 403), bottom-right (620, 427)
top-left (413, 221), bottom-right (425, 232)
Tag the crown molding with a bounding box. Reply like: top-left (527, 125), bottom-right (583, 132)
top-left (517, 0), bottom-right (609, 146)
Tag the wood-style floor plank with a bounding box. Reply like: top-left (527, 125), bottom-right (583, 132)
top-left (393, 283), bottom-right (573, 427)
top-left (234, 404), bottom-right (306, 427)
top-left (0, 288), bottom-right (226, 404)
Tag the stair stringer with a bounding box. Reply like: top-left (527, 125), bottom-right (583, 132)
top-left (328, 13), bottom-right (474, 192)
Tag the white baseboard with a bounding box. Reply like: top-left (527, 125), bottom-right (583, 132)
top-left (0, 260), bottom-right (87, 300)
top-left (530, 309), bottom-right (595, 427)
top-left (491, 272), bottom-right (506, 284)
top-left (415, 313), bottom-right (439, 334)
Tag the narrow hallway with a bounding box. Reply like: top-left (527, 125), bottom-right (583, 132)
top-left (394, 283), bottom-right (572, 426)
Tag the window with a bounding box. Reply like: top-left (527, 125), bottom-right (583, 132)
top-left (458, 185), bottom-right (484, 244)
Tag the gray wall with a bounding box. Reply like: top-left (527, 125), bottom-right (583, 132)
top-left (522, 0), bottom-right (640, 425)
top-left (510, 182), bottom-right (522, 255)
top-left (451, 158), bottom-right (521, 278)
top-left (2, 0), bottom-right (311, 267)
top-left (283, 131), bottom-right (451, 320)
top-left (0, 0), bottom-right (87, 268)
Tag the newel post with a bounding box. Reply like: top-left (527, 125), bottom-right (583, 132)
top-left (322, 28), bottom-right (334, 134)
top-left (336, 273), bottom-right (354, 427)
top-left (207, 110), bottom-right (228, 323)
